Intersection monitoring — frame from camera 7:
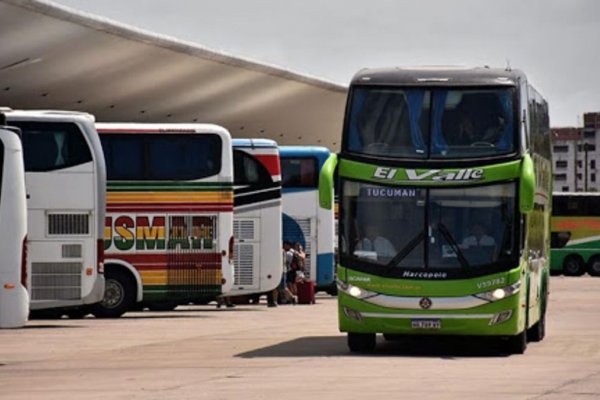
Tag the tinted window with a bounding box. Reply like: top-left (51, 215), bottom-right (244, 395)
top-left (346, 88), bottom-right (429, 158)
top-left (10, 122), bottom-right (92, 172)
top-left (345, 87), bottom-right (516, 159)
top-left (553, 195), bottom-right (600, 217)
top-left (233, 150), bottom-right (272, 185)
top-left (100, 134), bottom-right (222, 180)
top-left (340, 180), bottom-right (518, 276)
top-left (281, 157), bottom-right (318, 187)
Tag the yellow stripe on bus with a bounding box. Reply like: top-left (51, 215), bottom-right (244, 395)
top-left (107, 192), bottom-right (233, 203)
top-left (140, 270), bottom-right (223, 286)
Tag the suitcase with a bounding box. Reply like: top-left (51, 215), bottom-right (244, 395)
top-left (296, 280), bottom-right (315, 304)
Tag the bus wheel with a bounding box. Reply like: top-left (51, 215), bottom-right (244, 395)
top-left (347, 333), bottom-right (376, 353)
top-left (527, 309), bottom-right (546, 342)
top-left (92, 270), bottom-right (135, 318)
top-left (587, 256), bottom-right (600, 277)
top-left (563, 255), bottom-right (585, 276)
top-left (502, 331), bottom-right (527, 354)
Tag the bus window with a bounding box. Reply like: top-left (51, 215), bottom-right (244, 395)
top-left (15, 122), bottom-right (92, 172)
top-left (101, 134), bottom-right (222, 180)
top-left (148, 135), bottom-right (221, 180)
top-left (344, 87), bottom-right (516, 159)
top-left (281, 158), bottom-right (317, 187)
top-left (233, 150), bottom-right (272, 185)
top-left (347, 88), bottom-right (429, 158)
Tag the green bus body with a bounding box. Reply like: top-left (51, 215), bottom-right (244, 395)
top-left (320, 67), bottom-right (552, 353)
top-left (550, 193), bottom-right (600, 276)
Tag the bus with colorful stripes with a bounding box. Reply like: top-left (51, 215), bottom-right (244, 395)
top-left (280, 146), bottom-right (335, 292)
top-left (320, 67), bottom-right (552, 353)
top-left (0, 124), bottom-right (28, 328)
top-left (6, 110), bottom-right (106, 316)
top-left (231, 139), bottom-right (282, 296)
top-left (95, 123), bottom-right (234, 317)
top-left (551, 192), bottom-right (600, 276)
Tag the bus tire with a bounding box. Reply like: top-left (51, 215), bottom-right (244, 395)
top-left (92, 269), bottom-right (135, 318)
top-left (563, 255), bottom-right (585, 276)
top-left (527, 309), bottom-right (546, 342)
top-left (587, 256), bottom-right (600, 277)
top-left (503, 330), bottom-right (527, 354)
top-left (347, 332), bottom-right (376, 353)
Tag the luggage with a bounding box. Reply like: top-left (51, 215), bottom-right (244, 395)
top-left (296, 280), bottom-right (315, 304)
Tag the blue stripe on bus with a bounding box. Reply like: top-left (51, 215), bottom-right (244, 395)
top-left (281, 187), bottom-right (316, 193)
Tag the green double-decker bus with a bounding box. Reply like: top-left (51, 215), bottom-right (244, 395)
top-left (319, 67), bottom-right (552, 354)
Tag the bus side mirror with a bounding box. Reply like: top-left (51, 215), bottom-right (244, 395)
top-left (318, 153), bottom-right (338, 210)
top-left (519, 154), bottom-right (535, 214)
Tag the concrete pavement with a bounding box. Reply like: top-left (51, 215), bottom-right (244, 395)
top-left (1, 276), bottom-right (599, 399)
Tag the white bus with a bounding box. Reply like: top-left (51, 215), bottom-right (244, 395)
top-left (279, 146), bottom-right (335, 292)
top-left (231, 139), bottom-right (282, 297)
top-left (6, 110), bottom-right (106, 315)
top-left (95, 123), bottom-right (235, 317)
top-left (0, 124), bottom-right (28, 328)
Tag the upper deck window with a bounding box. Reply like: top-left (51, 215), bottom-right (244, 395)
top-left (101, 133), bottom-right (222, 181)
top-left (345, 87), bottom-right (516, 160)
top-left (10, 122), bottom-right (93, 172)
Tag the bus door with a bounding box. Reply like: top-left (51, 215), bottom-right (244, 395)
top-left (233, 217), bottom-right (260, 291)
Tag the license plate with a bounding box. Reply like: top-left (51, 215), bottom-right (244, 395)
top-left (411, 319), bottom-right (442, 329)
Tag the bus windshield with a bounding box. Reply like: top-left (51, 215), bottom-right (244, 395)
top-left (345, 87), bottom-right (516, 159)
top-left (340, 180), bottom-right (518, 276)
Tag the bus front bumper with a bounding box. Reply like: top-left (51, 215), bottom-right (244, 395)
top-left (338, 290), bottom-right (524, 337)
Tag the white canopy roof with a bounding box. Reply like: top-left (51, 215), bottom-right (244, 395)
top-left (0, 0), bottom-right (348, 149)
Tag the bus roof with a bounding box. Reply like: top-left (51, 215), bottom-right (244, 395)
top-left (3, 109), bottom-right (96, 122)
top-left (279, 146), bottom-right (331, 166)
top-left (553, 192), bottom-right (600, 197)
top-left (232, 138), bottom-right (278, 148)
top-left (351, 66), bottom-right (524, 87)
top-left (96, 122), bottom-right (231, 138)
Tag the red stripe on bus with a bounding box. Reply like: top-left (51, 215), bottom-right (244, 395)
top-left (107, 204), bottom-right (233, 212)
top-left (254, 154), bottom-right (281, 177)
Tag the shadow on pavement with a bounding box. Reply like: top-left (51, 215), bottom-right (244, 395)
top-left (237, 335), bottom-right (510, 358)
top-left (22, 324), bottom-right (82, 329)
top-left (236, 336), bottom-right (348, 358)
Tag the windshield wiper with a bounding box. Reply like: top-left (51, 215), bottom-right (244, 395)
top-left (437, 222), bottom-right (470, 272)
top-left (385, 230), bottom-right (426, 270)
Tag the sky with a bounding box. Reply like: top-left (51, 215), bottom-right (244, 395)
top-left (55, 0), bottom-right (600, 127)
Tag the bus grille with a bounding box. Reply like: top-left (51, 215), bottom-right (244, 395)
top-left (48, 213), bottom-right (90, 235)
top-left (31, 262), bottom-right (82, 300)
top-left (234, 243), bottom-right (254, 286)
top-left (233, 219), bottom-right (257, 287)
top-left (62, 244), bottom-right (82, 258)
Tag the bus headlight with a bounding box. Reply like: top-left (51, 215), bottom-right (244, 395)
top-left (338, 281), bottom-right (376, 300)
top-left (475, 281), bottom-right (521, 302)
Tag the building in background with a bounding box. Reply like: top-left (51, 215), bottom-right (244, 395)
top-left (552, 112), bottom-right (600, 192)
